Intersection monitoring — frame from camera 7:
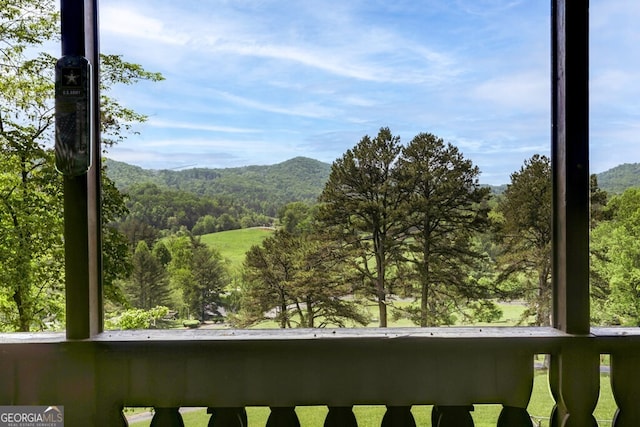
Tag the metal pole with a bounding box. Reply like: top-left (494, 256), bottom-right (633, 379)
top-left (61, 0), bottom-right (101, 339)
top-left (85, 0), bottom-right (104, 333)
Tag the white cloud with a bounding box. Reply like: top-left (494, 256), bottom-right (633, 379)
top-left (212, 90), bottom-right (338, 119)
top-left (100, 5), bottom-right (190, 46)
top-left (101, 0), bottom-right (460, 85)
top-left (472, 72), bottom-right (548, 112)
top-left (146, 119), bottom-right (260, 134)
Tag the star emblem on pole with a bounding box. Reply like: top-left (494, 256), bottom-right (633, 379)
top-left (65, 70), bottom-right (79, 85)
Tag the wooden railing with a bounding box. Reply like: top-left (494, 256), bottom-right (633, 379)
top-left (2, 1), bottom-right (626, 425)
top-left (2, 327), bottom-right (639, 426)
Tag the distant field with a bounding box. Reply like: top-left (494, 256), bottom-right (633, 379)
top-left (201, 227), bottom-right (274, 272)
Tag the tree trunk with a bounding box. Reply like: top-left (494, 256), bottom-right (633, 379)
top-left (306, 297), bottom-right (314, 328)
top-left (279, 303), bottom-right (287, 328)
top-left (377, 261), bottom-right (387, 327)
top-left (420, 230), bottom-right (431, 327)
top-left (378, 294), bottom-right (387, 328)
top-left (421, 282), bottom-right (428, 327)
top-left (13, 286), bottom-right (31, 332)
top-left (294, 301), bottom-right (305, 327)
top-left (8, 205), bottom-right (33, 332)
top-left (375, 233), bottom-right (387, 327)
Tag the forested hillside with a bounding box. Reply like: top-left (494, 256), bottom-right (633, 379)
top-left (104, 157), bottom-right (640, 239)
top-left (104, 156), bottom-right (331, 217)
top-left (597, 163), bottom-right (640, 194)
top-left (106, 157), bottom-right (640, 208)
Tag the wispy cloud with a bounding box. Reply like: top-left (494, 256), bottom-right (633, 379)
top-left (212, 90), bottom-right (338, 119)
top-left (146, 119), bottom-right (261, 134)
top-left (102, 1), bottom-right (460, 85)
top-left (472, 71), bottom-right (548, 112)
top-left (100, 6), bottom-right (190, 46)
top-left (99, 0), bottom-right (640, 185)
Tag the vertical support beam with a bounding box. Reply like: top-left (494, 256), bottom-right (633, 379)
top-left (61, 0), bottom-right (102, 339)
top-left (551, 0), bottom-right (590, 335)
top-left (85, 0), bottom-right (104, 333)
top-left (550, 2), bottom-right (599, 426)
top-left (610, 352), bottom-right (640, 426)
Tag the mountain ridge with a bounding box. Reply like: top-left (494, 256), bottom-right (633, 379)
top-left (596, 163), bottom-right (640, 194)
top-left (104, 156), bottom-right (332, 217)
top-left (104, 157), bottom-right (640, 200)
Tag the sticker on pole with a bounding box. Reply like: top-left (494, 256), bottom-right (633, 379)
top-left (55, 55), bottom-right (91, 176)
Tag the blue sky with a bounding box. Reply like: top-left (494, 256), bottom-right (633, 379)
top-left (98, 0), bottom-right (640, 185)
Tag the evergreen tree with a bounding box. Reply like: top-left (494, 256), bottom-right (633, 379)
top-left (152, 241), bottom-right (172, 267)
top-left (494, 155), bottom-right (552, 326)
top-left (185, 240), bottom-right (227, 322)
top-left (168, 235), bottom-right (228, 322)
top-left (241, 229), bottom-right (368, 328)
top-left (318, 127), bottom-right (405, 327)
top-left (241, 231), bottom-right (299, 328)
top-left (397, 133), bottom-right (491, 326)
top-left (127, 241), bottom-right (171, 310)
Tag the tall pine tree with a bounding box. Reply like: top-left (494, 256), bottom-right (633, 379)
top-left (397, 133), bottom-right (490, 326)
top-left (319, 127), bottom-right (405, 327)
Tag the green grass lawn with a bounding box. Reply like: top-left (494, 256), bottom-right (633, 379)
top-left (128, 372), bottom-right (617, 427)
top-left (201, 228), bottom-right (274, 272)
top-left (245, 299), bottom-right (529, 329)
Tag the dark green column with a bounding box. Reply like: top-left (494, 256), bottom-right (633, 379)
top-left (61, 0), bottom-right (102, 339)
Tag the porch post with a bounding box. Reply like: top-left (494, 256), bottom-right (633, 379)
top-left (551, 0), bottom-right (590, 336)
top-left (550, 1), bottom-right (599, 425)
top-left (61, 0), bottom-right (102, 339)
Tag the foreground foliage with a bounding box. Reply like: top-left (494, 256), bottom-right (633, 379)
top-left (591, 188), bottom-right (640, 325)
top-left (0, 0), bottom-right (162, 331)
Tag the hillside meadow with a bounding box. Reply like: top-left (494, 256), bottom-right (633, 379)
top-left (201, 227), bottom-right (274, 273)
